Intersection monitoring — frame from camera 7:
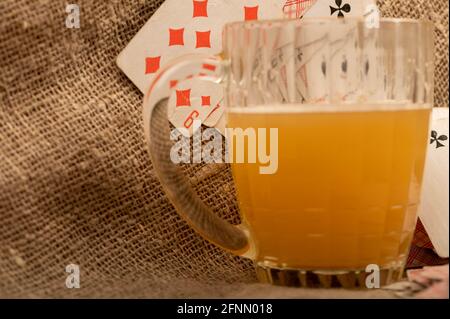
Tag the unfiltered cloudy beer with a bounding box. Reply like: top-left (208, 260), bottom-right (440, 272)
top-left (228, 104), bottom-right (430, 269)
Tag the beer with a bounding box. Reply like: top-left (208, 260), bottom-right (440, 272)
top-left (228, 104), bottom-right (430, 269)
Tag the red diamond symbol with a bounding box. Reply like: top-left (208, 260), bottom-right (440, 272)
top-left (244, 6), bottom-right (259, 21)
top-left (201, 96), bottom-right (211, 106)
top-left (176, 89), bottom-right (191, 107)
top-left (169, 28), bottom-right (185, 46)
top-left (145, 56), bottom-right (161, 74)
top-left (170, 80), bottom-right (178, 88)
top-left (193, 0), bottom-right (208, 17)
top-left (202, 63), bottom-right (216, 71)
top-left (195, 30), bottom-right (211, 48)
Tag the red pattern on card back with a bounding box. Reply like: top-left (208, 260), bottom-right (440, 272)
top-left (283, 0), bottom-right (317, 18)
top-left (407, 219), bottom-right (449, 268)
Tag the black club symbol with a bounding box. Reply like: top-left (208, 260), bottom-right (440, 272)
top-left (330, 0), bottom-right (351, 18)
top-left (430, 130), bottom-right (447, 149)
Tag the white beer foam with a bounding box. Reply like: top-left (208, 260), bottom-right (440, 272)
top-left (227, 101), bottom-right (432, 114)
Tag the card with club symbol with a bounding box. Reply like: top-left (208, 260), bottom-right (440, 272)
top-left (117, 0), bottom-right (376, 135)
top-left (418, 108), bottom-right (449, 258)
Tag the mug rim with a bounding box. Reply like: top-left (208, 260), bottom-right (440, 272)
top-left (224, 17), bottom-right (434, 29)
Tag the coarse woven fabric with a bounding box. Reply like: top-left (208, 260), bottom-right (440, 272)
top-left (0, 0), bottom-right (448, 298)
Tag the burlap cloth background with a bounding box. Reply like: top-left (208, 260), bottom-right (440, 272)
top-left (0, 0), bottom-right (448, 298)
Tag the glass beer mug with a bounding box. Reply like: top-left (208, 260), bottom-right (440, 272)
top-left (143, 18), bottom-right (435, 288)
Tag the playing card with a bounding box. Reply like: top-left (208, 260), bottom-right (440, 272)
top-left (282, 0), bottom-right (318, 19)
top-left (167, 76), bottom-right (224, 136)
top-left (418, 107), bottom-right (449, 258)
top-left (117, 0), bottom-right (378, 135)
top-left (303, 0), bottom-right (377, 19)
top-left (118, 0), bottom-right (288, 136)
top-left (117, 1), bottom-right (288, 94)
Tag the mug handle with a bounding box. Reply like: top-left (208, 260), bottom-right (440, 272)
top-left (143, 53), bottom-right (250, 256)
